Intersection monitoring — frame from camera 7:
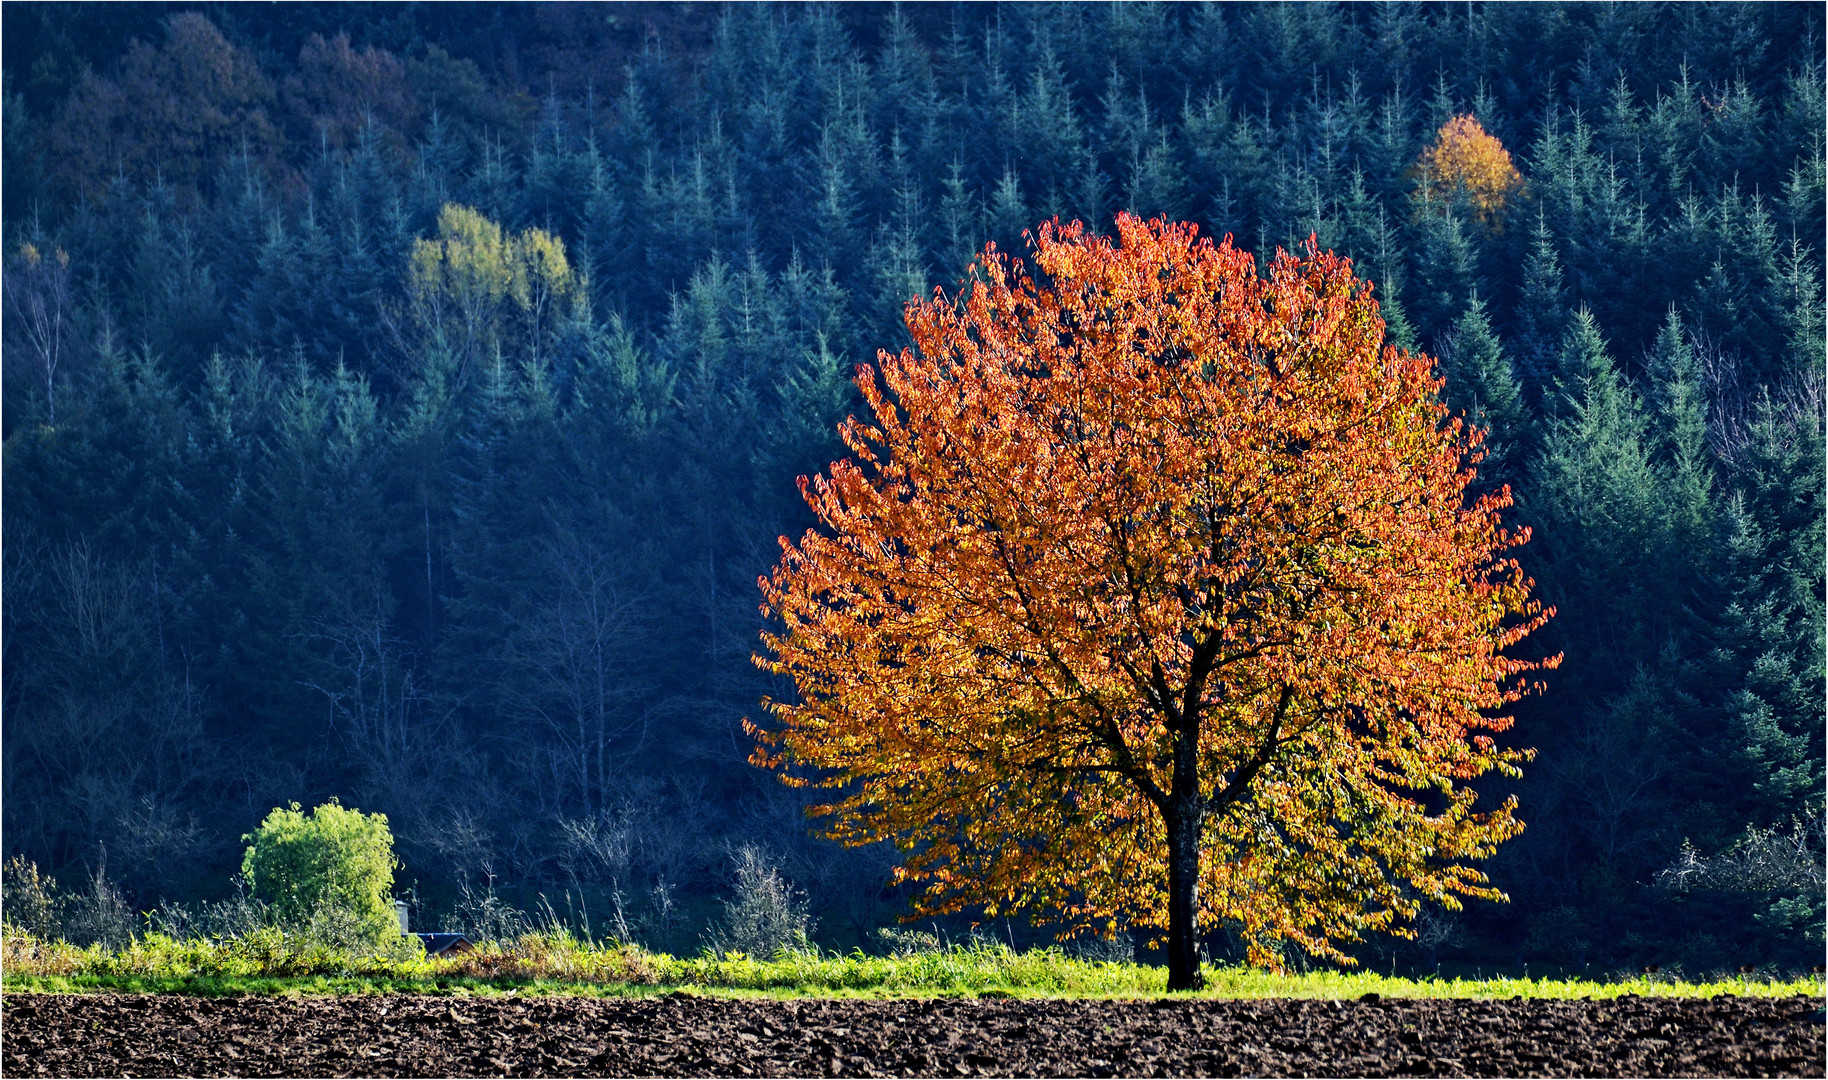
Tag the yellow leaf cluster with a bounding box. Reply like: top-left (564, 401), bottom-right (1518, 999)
top-left (1413, 114), bottom-right (1525, 229)
top-left (409, 203), bottom-right (573, 314)
top-left (14, 243), bottom-right (70, 270)
top-left (403, 204), bottom-right (575, 374)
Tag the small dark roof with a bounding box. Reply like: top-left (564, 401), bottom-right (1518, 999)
top-left (413, 932), bottom-right (476, 957)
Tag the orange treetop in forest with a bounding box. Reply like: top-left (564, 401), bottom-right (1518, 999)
top-left (750, 214), bottom-right (1556, 989)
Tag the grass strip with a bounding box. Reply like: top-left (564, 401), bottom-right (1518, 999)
top-left (3, 933), bottom-right (1820, 1002)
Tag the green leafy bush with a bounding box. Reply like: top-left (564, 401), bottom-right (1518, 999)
top-left (240, 800), bottom-right (400, 951)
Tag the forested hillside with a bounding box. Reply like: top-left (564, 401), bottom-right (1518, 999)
top-left (3, 1), bottom-right (1822, 971)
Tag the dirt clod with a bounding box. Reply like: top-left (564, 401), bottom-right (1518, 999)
top-left (2, 991), bottom-right (1822, 1077)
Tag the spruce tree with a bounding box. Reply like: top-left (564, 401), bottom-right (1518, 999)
top-left (1774, 235), bottom-right (1827, 379)
top-left (1716, 393), bottom-right (1826, 829)
top-left (1179, 88), bottom-right (1257, 238)
top-left (1512, 211), bottom-right (1571, 392)
top-left (1406, 196), bottom-right (1478, 346)
top-left (1126, 129), bottom-right (1189, 223)
top-left (863, 134), bottom-right (932, 349)
top-left (985, 164), bottom-right (1030, 256)
top-left (1438, 292), bottom-right (1527, 492)
top-left (1515, 308), bottom-right (1688, 933)
top-left (1695, 392), bottom-right (1827, 953)
top-left (1646, 308), bottom-right (1715, 563)
top-left (936, 157), bottom-right (981, 279)
top-left (1529, 307), bottom-right (1669, 693)
top-left (1014, 46), bottom-right (1088, 206)
top-left (870, 4), bottom-right (939, 147)
top-left (803, 122), bottom-right (866, 277)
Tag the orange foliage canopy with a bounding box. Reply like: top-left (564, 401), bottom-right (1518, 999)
top-left (751, 214), bottom-right (1554, 969)
top-left (1413, 114), bottom-right (1525, 228)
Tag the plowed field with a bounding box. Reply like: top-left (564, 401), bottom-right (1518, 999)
top-left (3, 990), bottom-right (1822, 1077)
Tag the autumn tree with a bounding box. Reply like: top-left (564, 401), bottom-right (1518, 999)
top-left (1412, 114), bottom-right (1525, 229)
top-left (751, 214), bottom-right (1555, 990)
top-left (44, 12), bottom-right (283, 205)
top-left (280, 33), bottom-right (419, 157)
top-left (396, 204), bottom-right (578, 379)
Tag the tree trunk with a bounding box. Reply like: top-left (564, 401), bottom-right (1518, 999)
top-left (1164, 803), bottom-right (1205, 991)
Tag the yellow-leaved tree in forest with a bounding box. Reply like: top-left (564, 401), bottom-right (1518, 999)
top-left (399, 203), bottom-right (577, 378)
top-left (1413, 114), bottom-right (1525, 229)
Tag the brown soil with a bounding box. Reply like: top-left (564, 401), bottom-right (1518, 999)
top-left (3, 990), bottom-right (1822, 1077)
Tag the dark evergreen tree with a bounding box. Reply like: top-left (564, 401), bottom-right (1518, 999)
top-left (1406, 195), bottom-right (1479, 346)
top-left (1529, 308), bottom-right (1670, 699)
top-left (1512, 211), bottom-right (1571, 392)
top-left (1716, 394), bottom-right (1826, 831)
top-left (1645, 309), bottom-right (1715, 564)
top-left (1437, 292), bottom-right (1528, 492)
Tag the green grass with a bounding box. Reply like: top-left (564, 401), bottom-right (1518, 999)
top-left (3, 931), bottom-right (1820, 1000)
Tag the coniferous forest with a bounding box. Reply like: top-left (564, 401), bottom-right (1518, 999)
top-left (2, 2), bottom-right (1822, 973)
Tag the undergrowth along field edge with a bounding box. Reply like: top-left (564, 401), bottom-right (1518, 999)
top-left (2, 931), bottom-right (1821, 1000)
